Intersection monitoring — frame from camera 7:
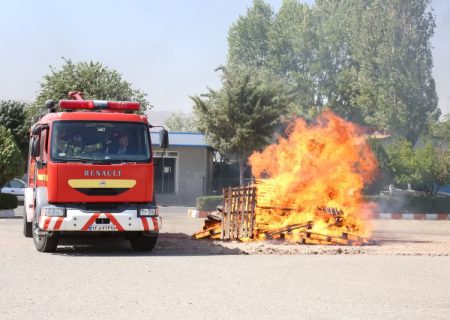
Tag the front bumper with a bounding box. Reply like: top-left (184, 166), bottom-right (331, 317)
top-left (38, 208), bottom-right (161, 232)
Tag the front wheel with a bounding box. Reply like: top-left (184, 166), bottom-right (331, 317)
top-left (33, 218), bottom-right (58, 252)
top-left (129, 233), bottom-right (158, 252)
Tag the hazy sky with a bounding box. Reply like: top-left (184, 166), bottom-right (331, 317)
top-left (0, 0), bottom-right (448, 115)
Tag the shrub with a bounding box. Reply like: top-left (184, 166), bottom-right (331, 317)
top-left (0, 193), bottom-right (18, 210)
top-left (196, 195), bottom-right (223, 211)
top-left (0, 126), bottom-right (24, 187)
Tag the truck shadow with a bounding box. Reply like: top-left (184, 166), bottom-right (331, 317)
top-left (54, 232), bottom-right (245, 257)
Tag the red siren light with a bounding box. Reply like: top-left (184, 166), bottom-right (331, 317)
top-left (59, 100), bottom-right (140, 111)
top-left (107, 101), bottom-right (140, 111)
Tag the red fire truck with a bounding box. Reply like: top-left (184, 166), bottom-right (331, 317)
top-left (23, 94), bottom-right (168, 252)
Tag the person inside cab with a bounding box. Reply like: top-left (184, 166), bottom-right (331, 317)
top-left (67, 131), bottom-right (105, 156)
top-left (117, 134), bottom-right (129, 155)
top-left (105, 129), bottom-right (120, 154)
top-left (67, 131), bottom-right (84, 156)
top-left (54, 128), bottom-right (69, 156)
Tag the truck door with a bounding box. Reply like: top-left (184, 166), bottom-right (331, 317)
top-left (29, 126), bottom-right (49, 188)
top-left (36, 127), bottom-right (48, 187)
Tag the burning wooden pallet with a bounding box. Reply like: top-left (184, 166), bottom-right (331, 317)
top-left (193, 185), bottom-right (372, 245)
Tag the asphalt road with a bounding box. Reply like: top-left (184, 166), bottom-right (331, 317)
top-left (1, 207), bottom-right (449, 319)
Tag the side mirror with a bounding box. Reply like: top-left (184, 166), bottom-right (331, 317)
top-left (159, 129), bottom-right (169, 149)
top-left (31, 138), bottom-right (41, 158)
top-left (32, 126), bottom-right (42, 136)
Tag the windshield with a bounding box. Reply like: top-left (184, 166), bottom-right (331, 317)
top-left (51, 121), bottom-right (151, 163)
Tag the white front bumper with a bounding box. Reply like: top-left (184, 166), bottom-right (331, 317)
top-left (39, 209), bottom-right (161, 232)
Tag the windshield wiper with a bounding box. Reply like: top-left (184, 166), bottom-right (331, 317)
top-left (54, 157), bottom-right (147, 164)
top-left (54, 157), bottom-right (93, 163)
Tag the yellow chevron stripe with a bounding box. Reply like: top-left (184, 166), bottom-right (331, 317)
top-left (68, 179), bottom-right (136, 189)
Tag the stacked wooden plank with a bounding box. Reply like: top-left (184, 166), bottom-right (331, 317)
top-left (192, 184), bottom-right (371, 245)
top-left (192, 214), bottom-right (222, 240)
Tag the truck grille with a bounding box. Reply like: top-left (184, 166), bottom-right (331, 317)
top-left (74, 188), bottom-right (128, 196)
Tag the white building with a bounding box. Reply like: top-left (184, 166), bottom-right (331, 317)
top-left (150, 132), bottom-right (214, 205)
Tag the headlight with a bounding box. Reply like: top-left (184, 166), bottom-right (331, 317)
top-left (41, 207), bottom-right (65, 217)
top-left (139, 207), bottom-right (158, 216)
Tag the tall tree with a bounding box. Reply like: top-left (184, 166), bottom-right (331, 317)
top-left (267, 0), bottom-right (317, 114)
top-left (30, 58), bottom-right (149, 119)
top-left (0, 100), bottom-right (30, 160)
top-left (191, 68), bottom-right (287, 186)
top-left (314, 0), bottom-right (363, 122)
top-left (226, 0), bottom-right (438, 141)
top-left (227, 0), bottom-right (274, 69)
top-left (352, 0), bottom-right (438, 141)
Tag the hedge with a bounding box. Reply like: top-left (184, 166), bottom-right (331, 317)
top-left (196, 195), bottom-right (223, 211)
top-left (0, 193), bottom-right (18, 210)
top-left (196, 194), bottom-right (450, 213)
top-left (364, 194), bottom-right (450, 213)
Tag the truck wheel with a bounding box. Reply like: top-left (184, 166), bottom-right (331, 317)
top-left (129, 233), bottom-right (158, 252)
top-left (32, 218), bottom-right (58, 252)
top-left (23, 206), bottom-right (32, 238)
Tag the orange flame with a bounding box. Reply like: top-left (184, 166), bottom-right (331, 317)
top-left (249, 110), bottom-right (378, 241)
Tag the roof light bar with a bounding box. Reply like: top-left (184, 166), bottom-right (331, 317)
top-left (59, 100), bottom-right (94, 109)
top-left (59, 100), bottom-right (140, 111)
top-left (107, 101), bottom-right (140, 111)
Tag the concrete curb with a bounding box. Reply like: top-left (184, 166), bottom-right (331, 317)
top-left (373, 213), bottom-right (450, 220)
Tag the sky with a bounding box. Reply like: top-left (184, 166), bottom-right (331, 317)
top-left (0, 0), bottom-right (448, 116)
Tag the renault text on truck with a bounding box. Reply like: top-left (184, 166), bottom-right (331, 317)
top-left (23, 93), bottom-right (168, 252)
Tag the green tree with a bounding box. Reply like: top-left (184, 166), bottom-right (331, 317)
top-left (0, 126), bottom-right (24, 187)
top-left (414, 141), bottom-right (450, 196)
top-left (386, 138), bottom-right (450, 196)
top-left (191, 68), bottom-right (288, 186)
top-left (227, 0), bottom-right (274, 69)
top-left (366, 137), bottom-right (392, 194)
top-left (30, 58), bottom-right (149, 119)
top-left (386, 139), bottom-right (419, 186)
top-left (352, 0), bottom-right (438, 141)
top-left (430, 115), bottom-right (450, 140)
top-left (267, 0), bottom-right (317, 114)
top-left (164, 110), bottom-right (198, 132)
top-left (313, 0), bottom-right (364, 122)
top-left (226, 0), bottom-right (438, 140)
top-left (0, 100), bottom-right (30, 160)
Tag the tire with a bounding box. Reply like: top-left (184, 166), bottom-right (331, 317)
top-left (129, 233), bottom-right (158, 252)
top-left (32, 217), bottom-right (58, 252)
top-left (23, 206), bottom-right (32, 238)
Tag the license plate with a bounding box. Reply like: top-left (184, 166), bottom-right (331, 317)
top-left (88, 225), bottom-right (117, 231)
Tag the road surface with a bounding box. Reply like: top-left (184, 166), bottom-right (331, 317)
top-left (0, 206), bottom-right (449, 319)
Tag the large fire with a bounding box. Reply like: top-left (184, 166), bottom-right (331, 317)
top-left (249, 110), bottom-right (378, 242)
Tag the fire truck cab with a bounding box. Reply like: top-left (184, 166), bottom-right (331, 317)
top-left (23, 97), bottom-right (168, 252)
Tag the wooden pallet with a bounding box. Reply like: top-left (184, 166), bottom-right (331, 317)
top-left (221, 186), bottom-right (256, 240)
